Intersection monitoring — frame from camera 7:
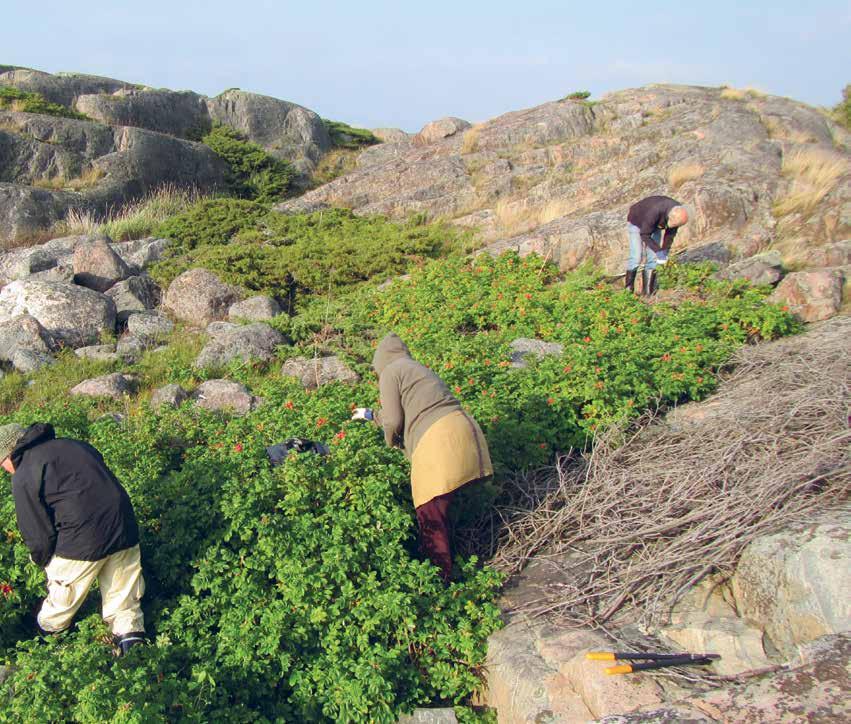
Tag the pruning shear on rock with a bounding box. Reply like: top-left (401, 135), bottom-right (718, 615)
top-left (586, 651), bottom-right (720, 675)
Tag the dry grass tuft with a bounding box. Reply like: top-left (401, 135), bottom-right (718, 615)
top-left (773, 149), bottom-right (848, 217)
top-left (461, 126), bottom-right (482, 155)
top-left (538, 198), bottom-right (575, 225)
top-left (494, 197), bottom-right (538, 236)
top-left (721, 86), bottom-right (765, 101)
top-left (490, 317), bottom-right (850, 628)
top-left (55, 183), bottom-right (205, 241)
top-left (668, 163), bottom-right (704, 190)
top-left (33, 166), bottom-right (106, 192)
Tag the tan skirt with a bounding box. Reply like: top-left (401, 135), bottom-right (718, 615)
top-left (410, 410), bottom-right (493, 508)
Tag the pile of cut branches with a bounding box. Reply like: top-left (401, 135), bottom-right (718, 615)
top-left (492, 317), bottom-right (851, 628)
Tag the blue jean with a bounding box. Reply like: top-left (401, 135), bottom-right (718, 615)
top-left (627, 224), bottom-right (663, 271)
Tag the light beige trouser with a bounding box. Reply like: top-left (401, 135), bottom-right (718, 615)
top-left (38, 544), bottom-right (145, 636)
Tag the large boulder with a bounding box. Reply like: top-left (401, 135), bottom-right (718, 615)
top-left (731, 508), bottom-right (851, 659)
top-left (112, 237), bottom-right (169, 271)
top-left (0, 235), bottom-right (79, 286)
top-left (281, 355), bottom-right (360, 389)
top-left (105, 275), bottom-right (161, 323)
top-left (0, 314), bottom-right (57, 372)
top-left (0, 67), bottom-right (134, 107)
top-left (194, 322), bottom-right (285, 369)
top-left (228, 295), bottom-right (281, 322)
top-left (769, 269), bottom-right (843, 322)
top-left (74, 344), bottom-right (118, 362)
top-left (75, 89), bottom-right (211, 139)
top-left (70, 373), bottom-right (136, 400)
top-left (413, 117), bottom-right (471, 145)
top-left (162, 268), bottom-right (240, 327)
top-left (72, 237), bottom-right (131, 292)
top-left (150, 383), bottom-right (189, 410)
top-left (192, 379), bottom-right (260, 416)
top-left (0, 280), bottom-right (116, 347)
top-left (205, 90), bottom-right (331, 174)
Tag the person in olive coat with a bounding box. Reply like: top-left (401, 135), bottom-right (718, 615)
top-left (353, 334), bottom-right (492, 581)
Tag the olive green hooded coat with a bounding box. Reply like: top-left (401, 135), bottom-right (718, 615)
top-left (372, 333), bottom-right (461, 460)
top-left (373, 333), bottom-right (492, 508)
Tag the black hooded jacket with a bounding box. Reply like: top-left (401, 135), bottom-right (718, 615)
top-left (627, 195), bottom-right (681, 253)
top-left (10, 424), bottom-right (139, 567)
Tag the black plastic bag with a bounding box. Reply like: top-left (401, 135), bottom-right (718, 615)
top-left (266, 437), bottom-right (330, 467)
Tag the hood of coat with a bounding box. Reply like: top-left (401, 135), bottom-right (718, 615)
top-left (11, 423), bottom-right (56, 465)
top-left (372, 333), bottom-right (412, 375)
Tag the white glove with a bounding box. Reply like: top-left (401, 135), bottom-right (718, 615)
top-left (655, 251), bottom-right (668, 265)
top-left (351, 407), bottom-right (374, 421)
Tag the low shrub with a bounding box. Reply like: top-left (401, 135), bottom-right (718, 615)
top-left (202, 124), bottom-right (295, 203)
top-left (152, 204), bottom-right (473, 303)
top-left (833, 84), bottom-right (851, 129)
top-left (0, 85), bottom-right (89, 120)
top-left (324, 119), bottom-right (379, 149)
top-left (563, 90), bottom-right (591, 101)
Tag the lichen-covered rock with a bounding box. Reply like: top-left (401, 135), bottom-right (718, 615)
top-left (676, 241), bottom-right (732, 266)
top-left (731, 508), bottom-right (851, 659)
top-left (194, 323), bottom-right (285, 369)
top-left (162, 268), bottom-right (240, 327)
top-left (371, 128), bottom-right (411, 144)
top-left (769, 269), bottom-right (843, 322)
top-left (112, 237), bottom-right (169, 271)
top-left (70, 373), bottom-right (136, 400)
top-left (116, 336), bottom-right (146, 362)
top-left (0, 232), bottom-right (78, 286)
top-left (228, 295), bottom-right (281, 322)
top-left (72, 237), bottom-right (131, 292)
top-left (192, 379), bottom-right (259, 416)
top-left (509, 338), bottom-right (564, 368)
top-left (807, 240), bottom-right (851, 268)
top-left (662, 616), bottom-right (772, 676)
top-left (150, 383), bottom-right (188, 409)
top-left (598, 633), bottom-right (851, 723)
top-left (0, 314), bottom-right (57, 372)
top-left (0, 280), bottom-right (116, 348)
top-left (74, 344), bottom-right (118, 362)
top-left (281, 355), bottom-right (360, 389)
top-left (714, 251), bottom-right (784, 286)
top-left (105, 275), bottom-right (161, 322)
top-left (126, 311), bottom-right (173, 343)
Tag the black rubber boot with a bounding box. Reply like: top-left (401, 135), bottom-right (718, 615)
top-left (625, 269), bottom-right (638, 293)
top-left (643, 269), bottom-right (658, 297)
top-left (115, 632), bottom-right (147, 656)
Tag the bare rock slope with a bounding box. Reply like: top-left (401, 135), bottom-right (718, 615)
top-left (279, 85), bottom-right (850, 275)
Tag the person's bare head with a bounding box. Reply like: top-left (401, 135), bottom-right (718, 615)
top-left (668, 206), bottom-right (689, 228)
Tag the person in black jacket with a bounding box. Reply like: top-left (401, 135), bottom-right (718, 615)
top-left (0, 422), bottom-right (146, 656)
top-left (626, 195), bottom-right (689, 295)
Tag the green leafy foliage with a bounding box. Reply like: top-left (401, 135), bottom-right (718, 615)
top-left (0, 247), bottom-right (799, 721)
top-left (0, 85), bottom-right (89, 120)
top-left (324, 119), bottom-right (380, 149)
top-left (152, 204), bottom-right (473, 303)
top-left (202, 124), bottom-right (295, 203)
top-left (563, 90), bottom-right (591, 101)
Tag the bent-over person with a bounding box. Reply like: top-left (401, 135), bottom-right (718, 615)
top-left (0, 422), bottom-right (146, 655)
top-left (354, 333), bottom-right (493, 581)
top-left (626, 195), bottom-right (689, 295)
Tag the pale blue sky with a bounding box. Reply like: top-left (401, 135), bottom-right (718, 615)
top-left (4, 1), bottom-right (849, 131)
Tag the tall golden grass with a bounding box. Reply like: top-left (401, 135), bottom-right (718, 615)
top-left (668, 163), bottom-right (704, 190)
top-left (773, 149), bottom-right (848, 217)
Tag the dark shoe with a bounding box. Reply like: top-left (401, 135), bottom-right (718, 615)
top-left (115, 632), bottom-right (147, 656)
top-left (643, 269), bottom-right (658, 296)
top-left (625, 269), bottom-right (638, 293)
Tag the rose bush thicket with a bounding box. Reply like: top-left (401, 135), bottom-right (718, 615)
top-left (0, 251), bottom-right (797, 721)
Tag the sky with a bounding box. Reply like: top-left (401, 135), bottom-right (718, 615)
top-left (3, 1), bottom-right (850, 132)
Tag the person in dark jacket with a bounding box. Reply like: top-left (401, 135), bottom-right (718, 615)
top-left (626, 195), bottom-right (689, 295)
top-left (352, 334), bottom-right (493, 582)
top-left (0, 422), bottom-right (146, 655)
